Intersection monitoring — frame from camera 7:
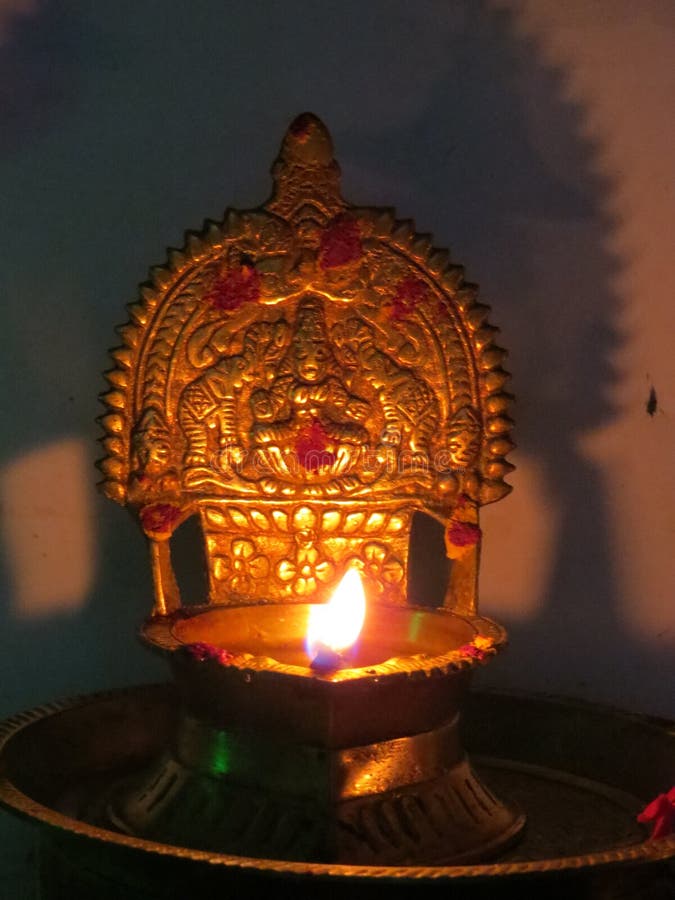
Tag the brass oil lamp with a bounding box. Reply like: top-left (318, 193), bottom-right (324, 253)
top-left (98, 113), bottom-right (524, 865)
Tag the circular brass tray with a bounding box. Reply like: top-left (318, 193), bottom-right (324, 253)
top-left (0, 684), bottom-right (673, 899)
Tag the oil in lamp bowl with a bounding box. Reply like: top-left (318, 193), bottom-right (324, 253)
top-left (143, 602), bottom-right (506, 748)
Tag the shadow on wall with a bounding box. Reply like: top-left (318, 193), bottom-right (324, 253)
top-left (0, 1), bottom-right (666, 715)
top-left (381, 5), bottom-right (653, 712)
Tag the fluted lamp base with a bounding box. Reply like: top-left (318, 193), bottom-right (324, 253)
top-left (108, 712), bottom-right (523, 865)
top-left (105, 602), bottom-right (526, 865)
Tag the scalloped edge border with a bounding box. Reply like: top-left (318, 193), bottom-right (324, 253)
top-left (97, 127), bottom-right (515, 508)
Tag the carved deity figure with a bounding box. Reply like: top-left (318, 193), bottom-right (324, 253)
top-left (130, 408), bottom-right (179, 495)
top-left (178, 321), bottom-right (287, 475)
top-left (332, 317), bottom-right (439, 467)
top-left (250, 298), bottom-right (370, 483)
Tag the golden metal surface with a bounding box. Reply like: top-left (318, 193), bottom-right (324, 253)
top-left (0, 685), bottom-right (672, 891)
top-left (91, 114), bottom-right (524, 867)
top-left (106, 709), bottom-right (522, 865)
top-left (162, 602), bottom-right (504, 678)
top-left (168, 713), bottom-right (462, 800)
top-left (133, 603), bottom-right (518, 862)
top-left (98, 113), bottom-right (514, 617)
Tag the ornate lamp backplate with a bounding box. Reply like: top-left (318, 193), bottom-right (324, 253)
top-left (98, 114), bottom-right (514, 617)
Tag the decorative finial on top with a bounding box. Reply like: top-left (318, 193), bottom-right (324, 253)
top-left (281, 113), bottom-right (334, 165)
top-left (268, 112), bottom-right (344, 225)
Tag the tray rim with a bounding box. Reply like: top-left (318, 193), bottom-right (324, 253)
top-left (0, 683), bottom-right (673, 881)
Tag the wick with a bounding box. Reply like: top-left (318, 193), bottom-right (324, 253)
top-left (310, 644), bottom-right (343, 672)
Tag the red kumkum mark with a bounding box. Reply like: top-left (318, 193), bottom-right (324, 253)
top-left (289, 113), bottom-right (316, 141)
top-left (319, 215), bottom-right (362, 269)
top-left (204, 264), bottom-right (260, 311)
top-left (295, 420), bottom-right (336, 472)
top-left (139, 503), bottom-right (181, 535)
top-left (389, 277), bottom-right (430, 321)
top-left (637, 787), bottom-right (675, 840)
top-left (458, 643), bottom-right (488, 661)
top-left (184, 642), bottom-right (235, 666)
top-left (458, 637), bottom-right (496, 662)
top-left (446, 520), bottom-right (481, 548)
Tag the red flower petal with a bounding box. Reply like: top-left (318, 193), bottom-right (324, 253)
top-left (638, 790), bottom-right (675, 840)
top-left (185, 642), bottom-right (234, 666)
top-left (458, 643), bottom-right (487, 661)
top-left (185, 642), bottom-right (214, 662)
top-left (204, 264), bottom-right (260, 311)
top-left (319, 215), bottom-right (362, 269)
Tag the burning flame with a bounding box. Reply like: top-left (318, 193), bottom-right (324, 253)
top-left (306, 567), bottom-right (366, 661)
